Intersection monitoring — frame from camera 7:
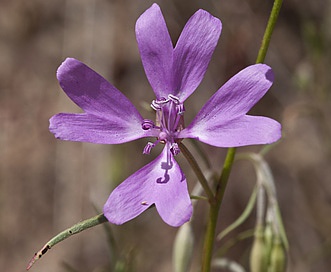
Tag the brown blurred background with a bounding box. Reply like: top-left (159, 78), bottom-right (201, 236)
top-left (1, 0), bottom-right (330, 271)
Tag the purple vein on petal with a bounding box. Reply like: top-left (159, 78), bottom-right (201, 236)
top-left (136, 4), bottom-right (222, 102)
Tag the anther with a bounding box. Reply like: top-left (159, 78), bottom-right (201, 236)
top-left (176, 104), bottom-right (185, 115)
top-left (170, 143), bottom-right (180, 156)
top-left (142, 119), bottom-right (154, 130)
top-left (168, 94), bottom-right (180, 104)
top-left (151, 100), bottom-right (161, 111)
top-left (151, 97), bottom-right (169, 111)
top-left (143, 142), bottom-right (154, 154)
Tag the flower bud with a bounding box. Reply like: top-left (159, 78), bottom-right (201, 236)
top-left (268, 238), bottom-right (286, 272)
top-left (250, 224), bottom-right (268, 272)
top-left (264, 223), bottom-right (274, 264)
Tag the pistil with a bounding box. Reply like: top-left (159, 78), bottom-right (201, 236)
top-left (141, 94), bottom-right (185, 156)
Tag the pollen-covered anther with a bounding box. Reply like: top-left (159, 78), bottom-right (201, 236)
top-left (168, 94), bottom-right (180, 104)
top-left (151, 97), bottom-right (168, 111)
top-left (143, 142), bottom-right (154, 154)
top-left (142, 119), bottom-right (155, 130)
top-left (176, 104), bottom-right (185, 115)
top-left (167, 94), bottom-right (185, 115)
top-left (170, 143), bottom-right (180, 156)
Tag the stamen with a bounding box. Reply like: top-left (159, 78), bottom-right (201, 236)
top-left (176, 104), bottom-right (185, 115)
top-left (142, 119), bottom-right (154, 130)
top-left (144, 94), bottom-right (185, 158)
top-left (157, 97), bottom-right (169, 104)
top-left (151, 100), bottom-right (161, 111)
top-left (173, 106), bottom-right (184, 132)
top-left (143, 142), bottom-right (154, 154)
top-left (143, 138), bottom-right (165, 154)
top-left (168, 94), bottom-right (180, 104)
top-left (170, 143), bottom-right (180, 156)
top-left (167, 98), bottom-right (175, 130)
top-left (151, 97), bottom-right (169, 111)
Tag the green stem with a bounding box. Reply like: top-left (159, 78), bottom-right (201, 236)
top-left (201, 0), bottom-right (283, 270)
top-left (256, 0), bottom-right (283, 64)
top-left (26, 213), bottom-right (107, 270)
top-left (179, 142), bottom-right (214, 201)
top-left (201, 147), bottom-right (236, 272)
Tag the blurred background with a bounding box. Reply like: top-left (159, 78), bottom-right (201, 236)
top-left (1, 0), bottom-right (330, 271)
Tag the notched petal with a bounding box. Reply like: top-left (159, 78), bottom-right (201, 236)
top-left (179, 65), bottom-right (281, 147)
top-left (57, 58), bottom-right (143, 121)
top-left (51, 58), bottom-right (152, 143)
top-left (103, 147), bottom-right (192, 227)
top-left (190, 64), bottom-right (274, 124)
top-left (135, 4), bottom-right (173, 99)
top-left (173, 9), bottom-right (222, 101)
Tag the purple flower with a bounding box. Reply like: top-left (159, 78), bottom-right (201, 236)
top-left (50, 4), bottom-right (281, 227)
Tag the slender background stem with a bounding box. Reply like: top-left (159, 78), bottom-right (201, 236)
top-left (201, 148), bottom-right (236, 272)
top-left (200, 0), bottom-right (283, 271)
top-left (26, 213), bottom-right (107, 270)
top-left (256, 0), bottom-right (284, 64)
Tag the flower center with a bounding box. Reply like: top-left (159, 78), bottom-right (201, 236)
top-left (142, 94), bottom-right (185, 156)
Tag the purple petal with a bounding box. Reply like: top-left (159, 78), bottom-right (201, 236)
top-left (173, 9), bottom-right (222, 101)
top-left (190, 64), bottom-right (274, 121)
top-left (50, 58), bottom-right (153, 144)
top-left (49, 113), bottom-right (157, 144)
top-left (179, 64), bottom-right (281, 146)
top-left (180, 115), bottom-right (281, 147)
top-left (103, 146), bottom-right (192, 227)
top-left (135, 4), bottom-right (174, 100)
top-left (57, 58), bottom-right (141, 119)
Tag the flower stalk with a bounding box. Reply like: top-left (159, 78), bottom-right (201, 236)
top-left (256, 0), bottom-right (284, 64)
top-left (201, 147), bottom-right (236, 272)
top-left (200, 0), bottom-right (283, 271)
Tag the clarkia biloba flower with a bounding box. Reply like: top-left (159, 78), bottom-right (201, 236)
top-left (50, 4), bottom-right (281, 227)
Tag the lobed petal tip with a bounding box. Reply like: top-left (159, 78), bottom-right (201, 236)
top-left (150, 3), bottom-right (160, 9)
top-left (254, 63), bottom-right (274, 83)
top-left (58, 57), bottom-right (76, 69)
top-left (265, 66), bottom-right (274, 83)
top-left (56, 57), bottom-right (76, 81)
top-left (273, 120), bottom-right (283, 142)
top-left (48, 115), bottom-right (64, 140)
top-left (140, 3), bottom-right (161, 18)
top-left (196, 8), bottom-right (223, 27)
